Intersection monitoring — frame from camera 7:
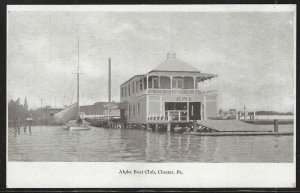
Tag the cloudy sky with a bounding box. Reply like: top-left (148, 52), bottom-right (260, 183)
top-left (7, 7), bottom-right (295, 112)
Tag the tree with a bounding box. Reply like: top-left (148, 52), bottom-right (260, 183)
top-left (8, 98), bottom-right (24, 127)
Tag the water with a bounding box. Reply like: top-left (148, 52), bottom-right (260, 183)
top-left (8, 125), bottom-right (294, 162)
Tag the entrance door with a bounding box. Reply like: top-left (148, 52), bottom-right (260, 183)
top-left (189, 102), bottom-right (201, 120)
top-left (165, 102), bottom-right (188, 121)
top-left (165, 102), bottom-right (187, 110)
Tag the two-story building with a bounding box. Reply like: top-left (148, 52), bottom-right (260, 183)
top-left (119, 52), bottom-right (218, 131)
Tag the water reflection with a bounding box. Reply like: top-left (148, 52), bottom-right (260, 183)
top-left (8, 125), bottom-right (294, 162)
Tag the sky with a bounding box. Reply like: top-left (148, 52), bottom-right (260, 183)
top-left (7, 8), bottom-right (295, 112)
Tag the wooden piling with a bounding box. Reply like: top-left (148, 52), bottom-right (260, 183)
top-left (274, 119), bottom-right (279, 132)
top-left (193, 120), bottom-right (197, 132)
top-left (155, 124), bottom-right (159, 131)
top-left (167, 123), bottom-right (171, 132)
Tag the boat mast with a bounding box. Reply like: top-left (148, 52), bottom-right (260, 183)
top-left (77, 38), bottom-right (80, 119)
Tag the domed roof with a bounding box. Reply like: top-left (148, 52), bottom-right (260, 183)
top-left (151, 53), bottom-right (200, 73)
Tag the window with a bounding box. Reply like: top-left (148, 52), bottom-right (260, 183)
top-left (128, 84), bottom-right (131, 96)
top-left (124, 86), bottom-right (127, 97)
top-left (121, 87), bottom-right (123, 97)
top-left (136, 81), bottom-right (139, 93)
top-left (148, 78), bottom-right (152, 88)
top-left (153, 78), bottom-right (159, 88)
top-left (128, 105), bottom-right (131, 117)
top-left (133, 104), bottom-right (135, 116)
top-left (143, 77), bottom-right (147, 89)
top-left (172, 78), bottom-right (184, 89)
top-left (137, 102), bottom-right (140, 116)
top-left (139, 79), bottom-right (143, 90)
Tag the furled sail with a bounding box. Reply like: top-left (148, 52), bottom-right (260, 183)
top-left (52, 103), bottom-right (78, 124)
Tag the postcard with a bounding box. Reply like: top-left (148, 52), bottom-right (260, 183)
top-left (7, 4), bottom-right (296, 188)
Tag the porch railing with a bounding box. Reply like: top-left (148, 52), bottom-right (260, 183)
top-left (147, 110), bottom-right (188, 122)
top-left (148, 89), bottom-right (171, 94)
top-left (148, 89), bottom-right (216, 95)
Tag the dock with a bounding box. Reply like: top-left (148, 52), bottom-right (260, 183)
top-left (197, 120), bottom-right (273, 132)
top-left (180, 120), bottom-right (294, 136)
top-left (185, 131), bottom-right (293, 136)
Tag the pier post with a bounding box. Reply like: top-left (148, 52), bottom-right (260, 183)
top-left (193, 120), bottom-right (197, 132)
top-left (274, 119), bottom-right (279, 133)
top-left (17, 119), bottom-right (20, 129)
top-left (155, 124), bottom-right (158, 131)
top-left (167, 123), bottom-right (171, 132)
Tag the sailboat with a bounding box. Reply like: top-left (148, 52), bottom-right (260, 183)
top-left (52, 38), bottom-right (90, 130)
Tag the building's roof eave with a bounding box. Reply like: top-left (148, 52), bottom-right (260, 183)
top-left (149, 70), bottom-right (201, 73)
top-left (120, 74), bottom-right (145, 86)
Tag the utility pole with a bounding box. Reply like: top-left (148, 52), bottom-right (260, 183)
top-left (40, 99), bottom-right (43, 124)
top-left (108, 58), bottom-right (111, 102)
top-left (235, 96), bottom-right (238, 120)
top-left (77, 38), bottom-right (80, 119)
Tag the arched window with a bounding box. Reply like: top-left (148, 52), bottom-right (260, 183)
top-left (160, 76), bottom-right (171, 89)
top-left (148, 76), bottom-right (159, 88)
top-left (183, 76), bottom-right (194, 89)
top-left (172, 77), bottom-right (183, 89)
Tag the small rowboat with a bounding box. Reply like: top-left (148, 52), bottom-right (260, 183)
top-left (70, 126), bottom-right (90, 131)
top-left (67, 120), bottom-right (90, 131)
top-left (174, 126), bottom-right (187, 133)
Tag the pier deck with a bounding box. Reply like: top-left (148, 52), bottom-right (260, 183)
top-left (185, 131), bottom-right (293, 136)
top-left (197, 120), bottom-right (273, 132)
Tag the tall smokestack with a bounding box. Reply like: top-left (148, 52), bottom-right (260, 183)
top-left (108, 58), bottom-right (111, 102)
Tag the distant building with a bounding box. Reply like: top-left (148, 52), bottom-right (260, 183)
top-left (103, 103), bottom-right (120, 117)
top-left (229, 109), bottom-right (236, 116)
top-left (44, 107), bottom-right (64, 124)
top-left (80, 102), bottom-right (118, 116)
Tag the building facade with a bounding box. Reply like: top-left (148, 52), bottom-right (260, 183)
top-left (119, 53), bottom-right (218, 126)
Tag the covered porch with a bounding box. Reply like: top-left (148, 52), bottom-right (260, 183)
top-left (147, 101), bottom-right (205, 123)
top-left (136, 71), bottom-right (217, 95)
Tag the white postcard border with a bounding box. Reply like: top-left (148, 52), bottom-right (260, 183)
top-left (6, 4), bottom-right (297, 188)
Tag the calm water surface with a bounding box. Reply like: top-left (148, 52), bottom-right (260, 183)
top-left (8, 125), bottom-right (294, 162)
